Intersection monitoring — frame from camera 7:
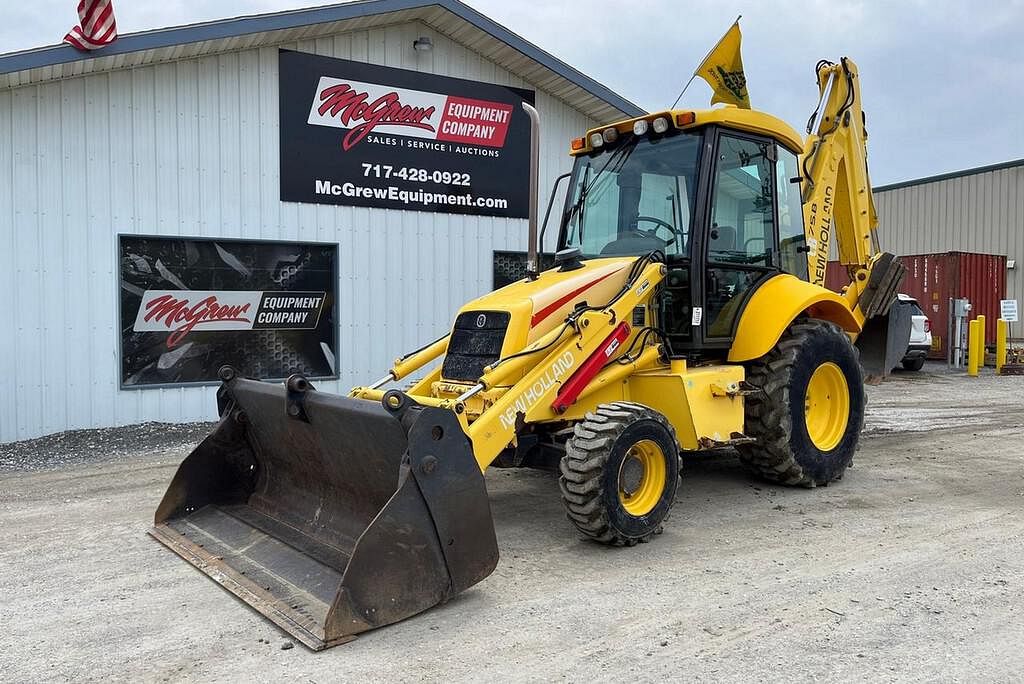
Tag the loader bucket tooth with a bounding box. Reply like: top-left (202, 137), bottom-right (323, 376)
top-left (150, 374), bottom-right (499, 650)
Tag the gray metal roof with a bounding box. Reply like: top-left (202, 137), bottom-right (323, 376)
top-left (0, 0), bottom-right (644, 122)
top-left (875, 157), bottom-right (1024, 193)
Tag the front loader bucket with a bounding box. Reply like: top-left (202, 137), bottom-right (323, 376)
top-left (150, 369), bottom-right (498, 650)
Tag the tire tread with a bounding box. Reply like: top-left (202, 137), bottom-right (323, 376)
top-left (738, 319), bottom-right (865, 487)
top-left (558, 403), bottom-right (679, 546)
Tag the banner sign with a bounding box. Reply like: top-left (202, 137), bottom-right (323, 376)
top-left (279, 49), bottom-right (535, 218)
top-left (119, 236), bottom-right (337, 387)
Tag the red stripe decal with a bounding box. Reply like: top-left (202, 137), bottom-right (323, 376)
top-left (530, 270), bottom-right (619, 327)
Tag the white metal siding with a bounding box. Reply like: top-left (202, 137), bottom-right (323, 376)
top-left (0, 21), bottom-right (597, 442)
top-left (875, 164), bottom-right (1023, 326)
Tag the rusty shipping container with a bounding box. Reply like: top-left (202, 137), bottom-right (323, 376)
top-left (825, 252), bottom-right (1007, 359)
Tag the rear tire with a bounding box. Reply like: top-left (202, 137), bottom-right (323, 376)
top-left (902, 357), bottom-right (925, 371)
top-left (739, 319), bottom-right (865, 487)
top-left (559, 403), bottom-right (680, 546)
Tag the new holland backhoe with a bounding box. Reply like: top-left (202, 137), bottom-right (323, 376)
top-left (152, 57), bottom-right (909, 649)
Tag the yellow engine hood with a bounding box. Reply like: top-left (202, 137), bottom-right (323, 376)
top-left (458, 257), bottom-right (633, 353)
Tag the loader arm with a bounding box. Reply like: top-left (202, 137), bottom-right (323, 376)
top-left (464, 261), bottom-right (666, 471)
top-left (350, 259), bottom-right (668, 472)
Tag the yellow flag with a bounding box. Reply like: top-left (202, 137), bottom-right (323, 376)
top-left (694, 22), bottom-right (750, 109)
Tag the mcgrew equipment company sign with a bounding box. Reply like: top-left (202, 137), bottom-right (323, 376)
top-left (134, 291), bottom-right (326, 349)
top-left (119, 236), bottom-right (338, 387)
top-left (278, 49), bottom-right (535, 218)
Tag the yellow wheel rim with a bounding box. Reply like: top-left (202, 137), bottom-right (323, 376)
top-left (617, 439), bottom-right (667, 516)
top-left (804, 362), bottom-right (850, 451)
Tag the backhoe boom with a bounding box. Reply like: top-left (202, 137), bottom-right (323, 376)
top-left (801, 58), bottom-right (878, 292)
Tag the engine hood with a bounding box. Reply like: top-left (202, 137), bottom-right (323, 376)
top-left (457, 257), bottom-right (634, 351)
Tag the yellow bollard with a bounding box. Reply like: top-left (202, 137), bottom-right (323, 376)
top-left (967, 319), bottom-right (980, 376)
top-left (977, 314), bottom-right (986, 366)
top-left (996, 318), bottom-right (1008, 374)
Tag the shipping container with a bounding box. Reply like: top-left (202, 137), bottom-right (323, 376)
top-left (824, 261), bottom-right (848, 293)
top-left (825, 252), bottom-right (1007, 359)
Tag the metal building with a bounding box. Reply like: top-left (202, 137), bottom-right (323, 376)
top-left (0, 0), bottom-right (642, 442)
top-left (874, 159), bottom-right (1022, 322)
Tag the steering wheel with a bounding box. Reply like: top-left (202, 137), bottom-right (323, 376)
top-left (628, 216), bottom-right (677, 248)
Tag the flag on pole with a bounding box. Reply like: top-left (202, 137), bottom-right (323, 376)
top-left (694, 20), bottom-right (750, 109)
top-left (63, 0), bottom-right (118, 51)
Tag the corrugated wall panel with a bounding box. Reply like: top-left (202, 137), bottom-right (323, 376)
top-left (11, 86), bottom-right (42, 438)
top-left (0, 20), bottom-right (597, 441)
top-left (0, 90), bottom-right (15, 436)
top-left (37, 81), bottom-right (66, 436)
top-left (876, 165), bottom-right (1023, 332)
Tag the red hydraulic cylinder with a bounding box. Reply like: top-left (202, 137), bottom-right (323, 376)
top-left (552, 321), bottom-right (630, 414)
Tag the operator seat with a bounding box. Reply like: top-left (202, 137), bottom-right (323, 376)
top-left (709, 224), bottom-right (737, 255)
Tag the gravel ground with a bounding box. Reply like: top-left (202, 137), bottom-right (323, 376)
top-left (0, 422), bottom-right (214, 473)
top-left (1, 362), bottom-right (1023, 682)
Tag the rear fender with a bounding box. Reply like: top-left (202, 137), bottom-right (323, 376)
top-left (728, 274), bottom-right (861, 363)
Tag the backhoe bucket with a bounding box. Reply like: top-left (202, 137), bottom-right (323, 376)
top-left (857, 295), bottom-right (914, 377)
top-left (150, 369), bottom-right (498, 650)
top-left (853, 252), bottom-right (912, 378)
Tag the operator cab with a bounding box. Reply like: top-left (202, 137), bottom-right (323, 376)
top-left (556, 110), bottom-right (809, 358)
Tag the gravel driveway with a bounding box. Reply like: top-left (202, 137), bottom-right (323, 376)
top-left (1, 364), bottom-right (1022, 682)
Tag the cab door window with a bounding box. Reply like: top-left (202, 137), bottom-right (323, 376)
top-left (705, 135), bottom-right (777, 338)
top-left (776, 147), bottom-right (809, 280)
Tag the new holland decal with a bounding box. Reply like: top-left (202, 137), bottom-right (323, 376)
top-left (498, 351), bottom-right (575, 430)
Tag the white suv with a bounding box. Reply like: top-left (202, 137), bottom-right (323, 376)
top-left (899, 294), bottom-right (932, 371)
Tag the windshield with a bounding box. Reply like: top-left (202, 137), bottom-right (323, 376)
top-left (561, 132), bottom-right (702, 258)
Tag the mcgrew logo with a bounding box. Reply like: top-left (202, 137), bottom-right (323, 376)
top-left (133, 290), bottom-right (326, 348)
top-left (498, 351), bottom-right (575, 430)
top-left (141, 293), bottom-right (253, 349)
top-left (308, 77), bottom-right (514, 151)
top-left (316, 83), bottom-right (437, 151)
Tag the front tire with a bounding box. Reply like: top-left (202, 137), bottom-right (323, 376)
top-left (739, 319), bottom-right (865, 487)
top-left (559, 403), bottom-right (680, 546)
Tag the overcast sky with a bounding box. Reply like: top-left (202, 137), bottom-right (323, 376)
top-left (3, 0), bottom-right (1023, 184)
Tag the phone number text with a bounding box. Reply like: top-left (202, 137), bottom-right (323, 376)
top-left (361, 163), bottom-right (471, 187)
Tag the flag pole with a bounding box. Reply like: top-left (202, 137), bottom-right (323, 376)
top-left (669, 15), bottom-right (741, 109)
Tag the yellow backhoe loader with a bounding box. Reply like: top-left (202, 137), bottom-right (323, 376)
top-left (152, 57), bottom-right (909, 649)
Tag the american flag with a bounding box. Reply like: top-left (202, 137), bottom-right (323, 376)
top-left (63, 0), bottom-right (118, 51)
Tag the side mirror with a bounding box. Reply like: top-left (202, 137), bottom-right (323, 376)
top-left (537, 172), bottom-right (573, 272)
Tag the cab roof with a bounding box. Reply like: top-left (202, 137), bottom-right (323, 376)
top-left (573, 106), bottom-right (805, 156)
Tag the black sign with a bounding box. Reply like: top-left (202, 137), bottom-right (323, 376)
top-left (119, 236), bottom-right (338, 387)
top-left (279, 49), bottom-right (535, 218)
